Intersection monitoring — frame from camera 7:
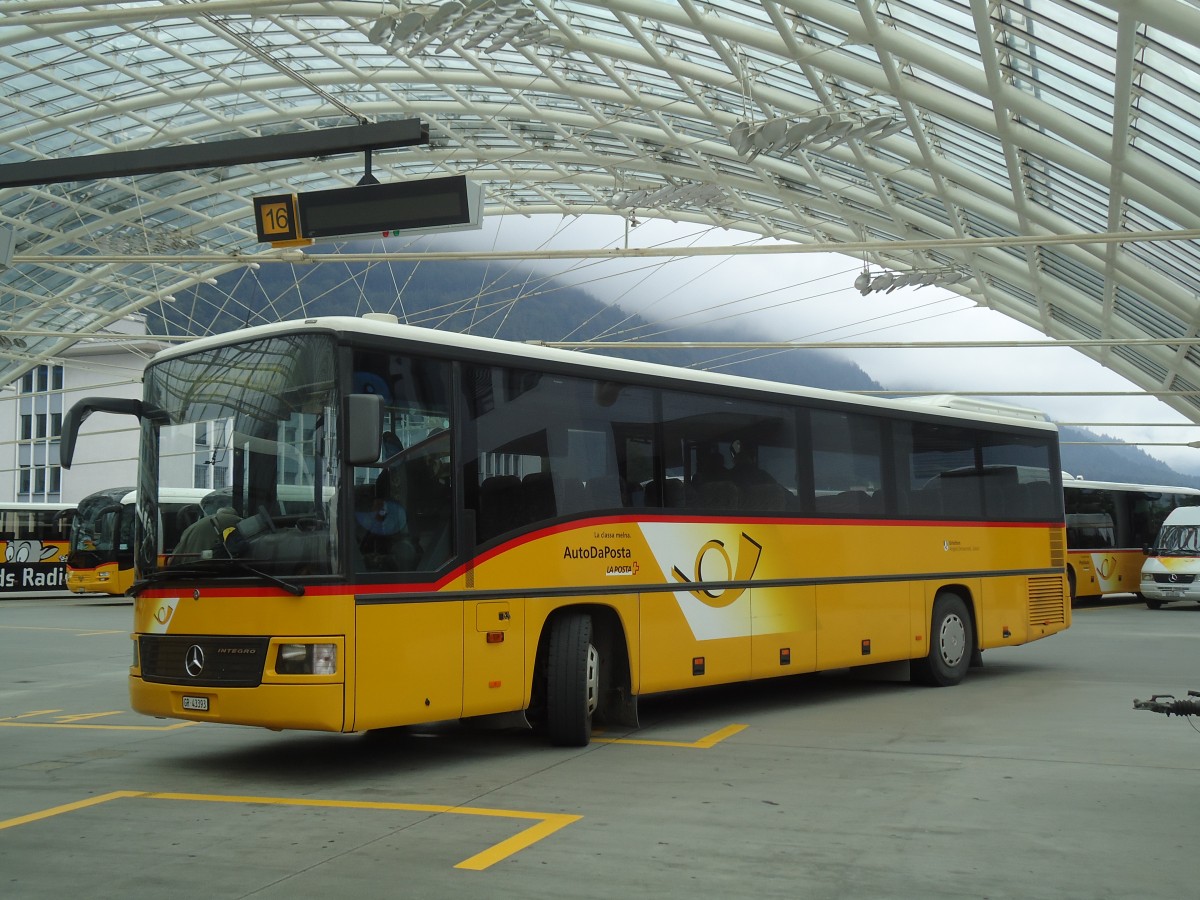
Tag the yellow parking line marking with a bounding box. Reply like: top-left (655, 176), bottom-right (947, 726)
top-left (0, 791), bottom-right (144, 831)
top-left (592, 722), bottom-right (747, 748)
top-left (453, 811), bottom-right (581, 870)
top-left (690, 723), bottom-right (749, 748)
top-left (0, 719), bottom-right (196, 731)
top-left (0, 790), bottom-right (581, 870)
top-left (0, 625), bottom-right (122, 635)
top-left (53, 711), bottom-right (124, 724)
top-left (0, 710), bottom-right (62, 721)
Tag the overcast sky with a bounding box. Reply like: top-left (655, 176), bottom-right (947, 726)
top-left (417, 213), bottom-right (1200, 478)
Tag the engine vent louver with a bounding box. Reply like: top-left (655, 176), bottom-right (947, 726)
top-left (1048, 530), bottom-right (1065, 568)
top-left (1028, 576), bottom-right (1067, 625)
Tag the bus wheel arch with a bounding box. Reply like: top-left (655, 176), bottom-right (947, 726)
top-left (912, 588), bottom-right (975, 687)
top-left (534, 605), bottom-right (632, 746)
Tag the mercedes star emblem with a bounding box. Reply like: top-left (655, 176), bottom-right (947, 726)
top-left (184, 644), bottom-right (205, 677)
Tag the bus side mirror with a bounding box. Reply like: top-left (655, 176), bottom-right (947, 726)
top-left (61, 397), bottom-right (161, 469)
top-left (345, 393), bottom-right (384, 465)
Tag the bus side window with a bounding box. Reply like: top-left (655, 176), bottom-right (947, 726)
top-left (352, 349), bottom-right (453, 572)
top-left (811, 409), bottom-right (886, 516)
top-left (464, 363), bottom-right (655, 542)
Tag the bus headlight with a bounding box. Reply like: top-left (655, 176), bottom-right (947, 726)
top-left (276, 643), bottom-right (337, 675)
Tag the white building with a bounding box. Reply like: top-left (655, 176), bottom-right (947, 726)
top-left (0, 317), bottom-right (166, 504)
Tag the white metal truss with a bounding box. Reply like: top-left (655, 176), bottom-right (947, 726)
top-left (4, 1), bottom-right (1200, 418)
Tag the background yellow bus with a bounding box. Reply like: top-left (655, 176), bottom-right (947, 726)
top-left (1063, 477), bottom-right (1200, 602)
top-left (0, 501), bottom-right (73, 594)
top-left (66, 486), bottom-right (134, 595)
top-left (66, 486), bottom-right (221, 595)
top-left (62, 316), bottom-right (1070, 746)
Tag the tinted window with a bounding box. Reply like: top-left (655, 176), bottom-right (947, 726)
top-left (661, 390), bottom-right (797, 512)
top-left (463, 364), bottom-right (654, 543)
top-left (351, 351), bottom-right (453, 574)
top-left (1064, 488), bottom-right (1117, 548)
top-left (1125, 491), bottom-right (1176, 547)
top-left (811, 409), bottom-right (886, 515)
top-left (902, 421), bottom-right (1057, 520)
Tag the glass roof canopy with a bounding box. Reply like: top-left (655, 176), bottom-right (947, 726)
top-left (4, 1), bottom-right (1200, 419)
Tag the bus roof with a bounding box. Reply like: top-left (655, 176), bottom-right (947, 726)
top-left (116, 487), bottom-right (225, 506)
top-left (0, 501), bottom-right (75, 512)
top-left (151, 316), bottom-right (1060, 433)
top-left (901, 394), bottom-right (1050, 422)
top-left (1063, 477), bottom-right (1200, 495)
top-left (74, 486), bottom-right (217, 508)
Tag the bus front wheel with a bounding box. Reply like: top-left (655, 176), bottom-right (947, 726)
top-left (545, 612), bottom-right (599, 746)
top-left (912, 594), bottom-right (972, 687)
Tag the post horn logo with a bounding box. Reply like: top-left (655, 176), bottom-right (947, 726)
top-left (671, 532), bottom-right (763, 607)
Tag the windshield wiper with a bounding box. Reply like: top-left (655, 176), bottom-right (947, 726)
top-left (130, 560), bottom-right (304, 597)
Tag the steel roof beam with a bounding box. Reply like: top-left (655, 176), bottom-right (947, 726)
top-left (0, 120), bottom-right (428, 189)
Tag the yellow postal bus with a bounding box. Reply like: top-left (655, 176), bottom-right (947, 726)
top-left (0, 501), bottom-right (73, 594)
top-left (1062, 477), bottom-right (1200, 603)
top-left (62, 315), bottom-right (1070, 745)
top-left (66, 486), bottom-right (221, 595)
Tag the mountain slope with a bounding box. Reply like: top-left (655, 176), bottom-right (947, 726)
top-left (153, 258), bottom-right (1199, 489)
top-left (153, 256), bottom-right (880, 392)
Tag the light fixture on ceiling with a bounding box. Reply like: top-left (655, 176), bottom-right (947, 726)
top-left (854, 267), bottom-right (969, 295)
top-left (730, 112), bottom-right (908, 159)
top-left (367, 1), bottom-right (550, 54)
top-left (610, 183), bottom-right (728, 211)
top-left (92, 226), bottom-right (201, 255)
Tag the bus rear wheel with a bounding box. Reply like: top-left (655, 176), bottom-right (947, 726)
top-left (545, 612), bottom-right (599, 746)
top-left (912, 594), bottom-right (972, 687)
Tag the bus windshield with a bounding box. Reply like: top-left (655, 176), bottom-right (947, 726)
top-left (140, 333), bottom-right (340, 579)
top-left (1154, 524), bottom-right (1200, 555)
top-left (69, 486), bottom-right (133, 566)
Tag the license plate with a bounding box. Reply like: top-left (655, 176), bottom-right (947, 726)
top-left (182, 696), bottom-right (209, 712)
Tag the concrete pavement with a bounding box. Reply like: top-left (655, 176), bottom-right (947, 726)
top-left (1, 593), bottom-right (1197, 899)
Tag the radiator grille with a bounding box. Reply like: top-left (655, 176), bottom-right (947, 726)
top-left (1152, 573), bottom-right (1196, 584)
top-left (1028, 576), bottom-right (1067, 625)
top-left (139, 635), bottom-right (269, 687)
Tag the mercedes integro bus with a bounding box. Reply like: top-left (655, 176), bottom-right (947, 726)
top-left (61, 315), bottom-right (1071, 746)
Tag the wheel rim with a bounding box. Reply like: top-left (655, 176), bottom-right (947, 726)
top-left (585, 643), bottom-right (599, 716)
top-left (938, 613), bottom-right (967, 668)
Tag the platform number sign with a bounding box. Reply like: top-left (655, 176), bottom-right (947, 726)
top-left (253, 193), bottom-right (302, 244)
